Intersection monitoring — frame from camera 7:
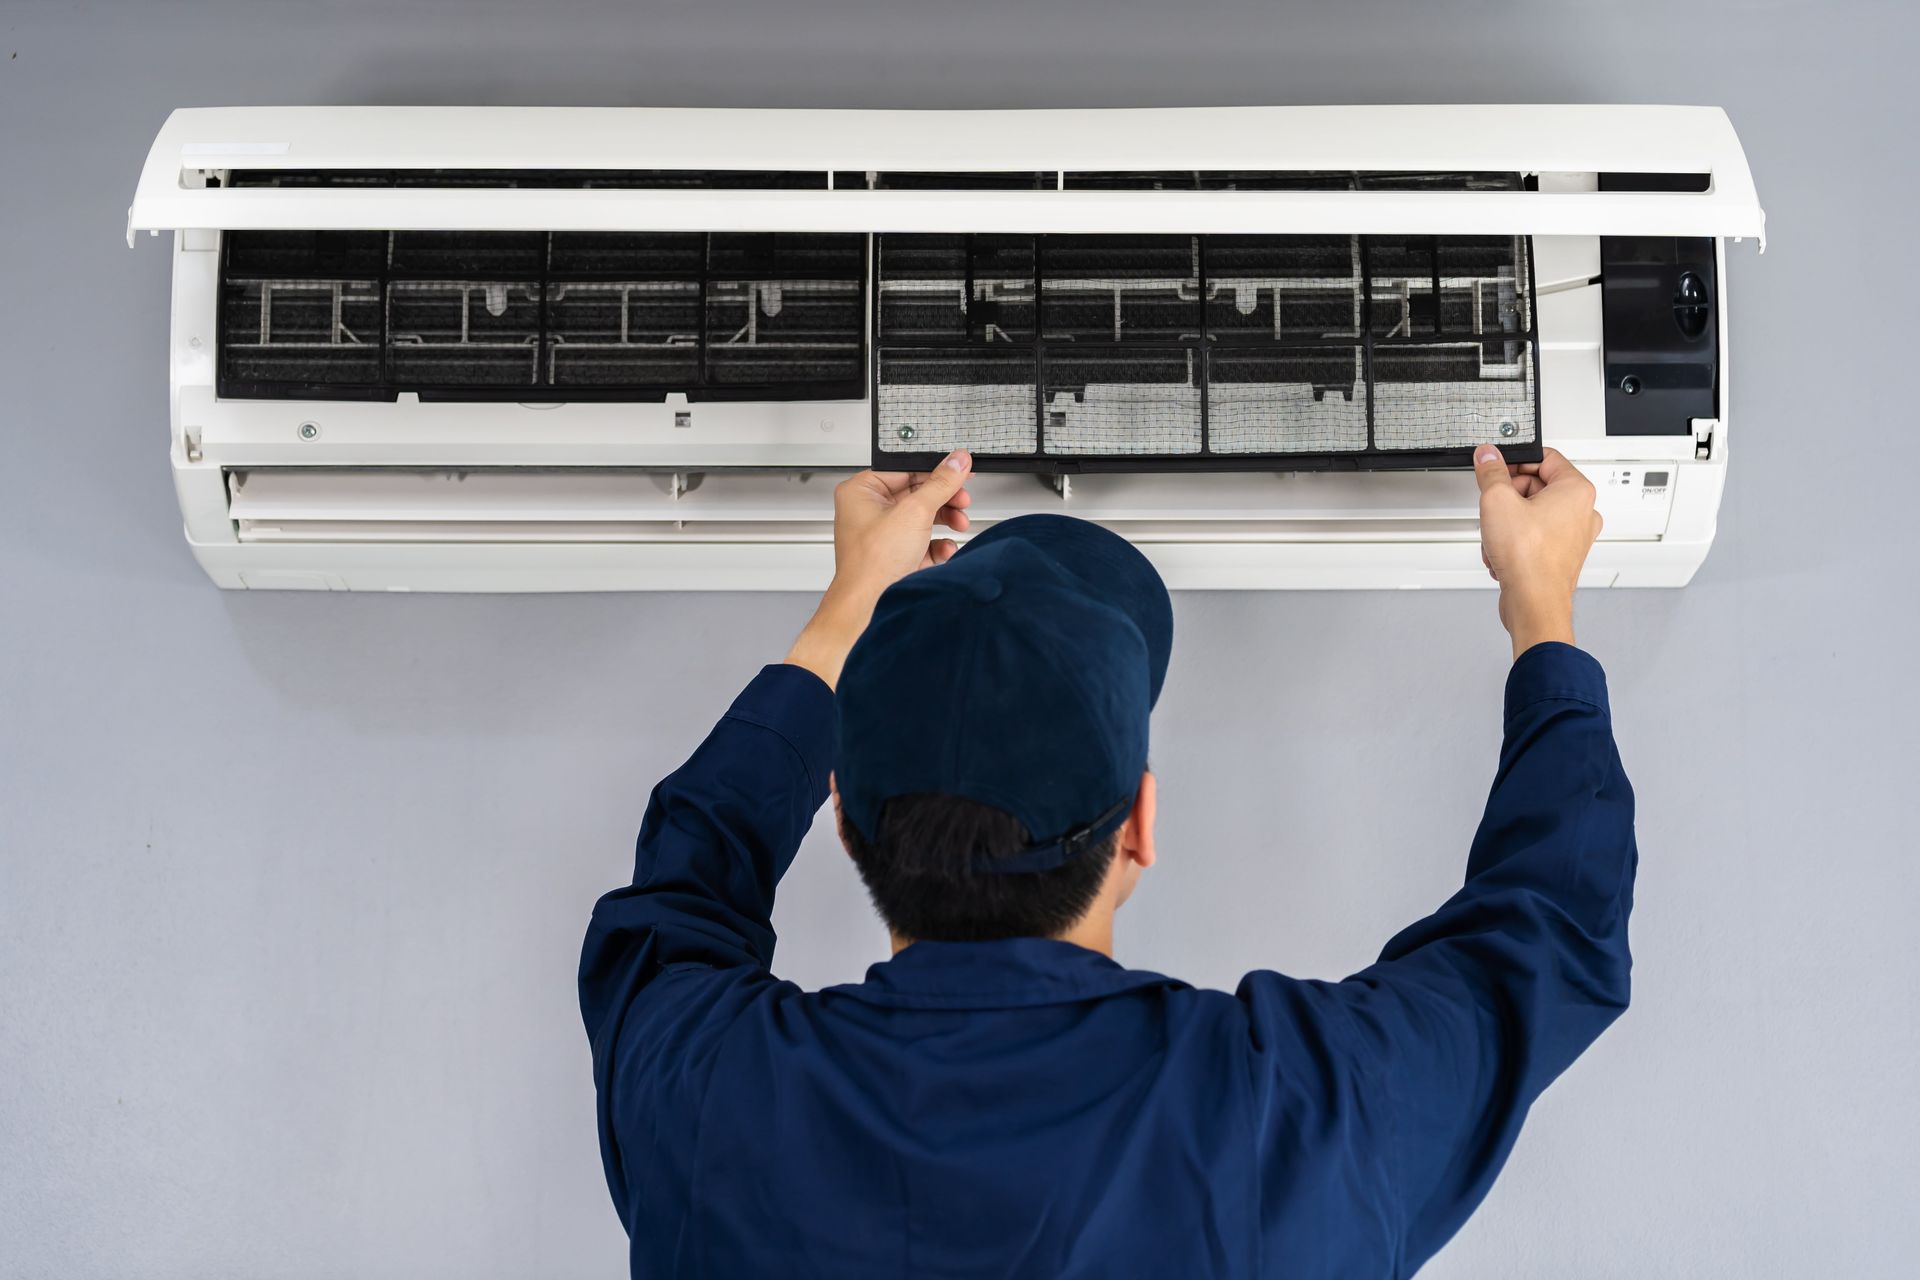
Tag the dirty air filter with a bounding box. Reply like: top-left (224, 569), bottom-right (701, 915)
top-left (874, 227), bottom-right (1539, 471)
top-left (217, 227), bottom-right (866, 401)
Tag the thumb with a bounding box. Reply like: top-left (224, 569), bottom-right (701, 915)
top-left (911, 449), bottom-right (972, 512)
top-left (1471, 443), bottom-right (1510, 496)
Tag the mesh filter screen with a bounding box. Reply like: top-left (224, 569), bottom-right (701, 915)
top-left (1372, 343), bottom-right (1536, 450)
top-left (1044, 350), bottom-right (1202, 455)
top-left (220, 279), bottom-right (383, 386)
top-left (1041, 236), bottom-right (1200, 343)
top-left (546, 282), bottom-right (700, 386)
top-left (215, 179), bottom-right (1537, 465)
top-left (878, 348), bottom-right (1037, 454)
top-left (1207, 348), bottom-right (1368, 454)
top-left (387, 280), bottom-right (543, 385)
top-left (217, 229), bottom-right (865, 400)
top-left (876, 225), bottom-right (1537, 468)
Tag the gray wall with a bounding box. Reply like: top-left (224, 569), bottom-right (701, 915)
top-left (3, 1), bottom-right (1915, 1275)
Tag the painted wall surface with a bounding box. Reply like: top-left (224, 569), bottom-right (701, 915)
top-left (2, 2), bottom-right (1915, 1275)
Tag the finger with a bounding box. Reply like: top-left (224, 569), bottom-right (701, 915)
top-left (935, 505), bottom-right (971, 533)
top-left (857, 470), bottom-right (918, 498)
top-left (905, 469), bottom-right (974, 502)
top-left (907, 449), bottom-right (972, 514)
top-left (1471, 444), bottom-right (1511, 494)
top-left (928, 538), bottom-right (959, 565)
top-left (1531, 448), bottom-right (1585, 487)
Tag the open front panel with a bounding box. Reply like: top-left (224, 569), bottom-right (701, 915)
top-left (874, 230), bottom-right (1539, 471)
top-left (217, 230), bottom-right (866, 401)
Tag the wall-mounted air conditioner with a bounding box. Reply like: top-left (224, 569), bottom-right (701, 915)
top-left (128, 105), bottom-right (1763, 590)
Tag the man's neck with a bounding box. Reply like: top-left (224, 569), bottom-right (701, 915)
top-left (889, 911), bottom-right (1115, 958)
top-left (1056, 912), bottom-right (1115, 957)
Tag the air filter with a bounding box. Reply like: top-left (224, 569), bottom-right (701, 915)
top-left (217, 227), bottom-right (866, 401)
top-left (873, 229), bottom-right (1539, 471)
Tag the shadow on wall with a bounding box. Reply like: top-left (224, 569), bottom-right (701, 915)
top-left (215, 588), bottom-right (820, 738)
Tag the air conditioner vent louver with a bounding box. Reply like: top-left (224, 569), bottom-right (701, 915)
top-left (217, 168), bottom-right (1532, 193)
top-left (217, 230), bottom-right (867, 401)
top-left (224, 169), bottom-right (834, 189)
top-left (874, 230), bottom-right (1538, 471)
top-left (1059, 171), bottom-right (1527, 192)
top-left (835, 172), bottom-right (1055, 190)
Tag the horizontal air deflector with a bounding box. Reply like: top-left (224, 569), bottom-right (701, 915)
top-left (220, 467), bottom-right (1667, 551)
top-left (235, 517), bottom-right (1493, 544)
top-left (228, 466), bottom-right (1559, 525)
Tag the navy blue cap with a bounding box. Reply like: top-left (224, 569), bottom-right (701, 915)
top-left (835, 515), bottom-right (1173, 874)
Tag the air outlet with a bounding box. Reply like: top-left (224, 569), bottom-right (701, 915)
top-left (224, 169), bottom-right (833, 189)
top-left (1060, 171), bottom-right (1526, 192)
top-left (219, 168), bottom-right (1528, 193)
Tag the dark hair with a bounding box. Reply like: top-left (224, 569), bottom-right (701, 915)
top-left (842, 793), bottom-right (1120, 942)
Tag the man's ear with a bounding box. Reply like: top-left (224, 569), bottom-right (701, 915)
top-left (1123, 770), bottom-right (1157, 870)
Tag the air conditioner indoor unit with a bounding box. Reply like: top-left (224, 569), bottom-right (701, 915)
top-left (127, 105), bottom-right (1764, 591)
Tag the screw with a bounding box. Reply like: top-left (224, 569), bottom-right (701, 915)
top-left (1498, 421), bottom-right (1518, 438)
top-left (897, 424), bottom-right (916, 440)
top-left (298, 422), bottom-right (320, 440)
top-left (1619, 374), bottom-right (1642, 396)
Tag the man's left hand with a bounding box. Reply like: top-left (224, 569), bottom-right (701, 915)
top-left (830, 451), bottom-right (974, 596)
top-left (785, 451), bottom-right (974, 688)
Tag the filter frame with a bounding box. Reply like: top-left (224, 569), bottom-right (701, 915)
top-left (872, 228), bottom-right (1542, 473)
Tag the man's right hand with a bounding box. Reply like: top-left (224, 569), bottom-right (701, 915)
top-left (1473, 445), bottom-right (1603, 661)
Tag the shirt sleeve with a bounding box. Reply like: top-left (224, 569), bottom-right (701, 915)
top-left (577, 663), bottom-right (835, 1228)
top-left (1242, 642), bottom-right (1637, 1274)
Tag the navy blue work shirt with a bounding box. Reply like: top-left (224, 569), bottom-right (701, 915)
top-left (580, 642), bottom-right (1635, 1278)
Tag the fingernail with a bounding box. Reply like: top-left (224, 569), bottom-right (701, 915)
top-left (946, 450), bottom-right (971, 472)
top-left (1475, 445), bottom-right (1500, 465)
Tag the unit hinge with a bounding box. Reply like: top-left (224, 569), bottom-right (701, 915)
top-left (664, 470), bottom-right (708, 529)
top-left (1690, 417), bottom-right (1718, 461)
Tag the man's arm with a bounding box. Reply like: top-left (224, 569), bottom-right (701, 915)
top-left (1241, 447), bottom-right (1629, 1269)
top-left (576, 451), bottom-right (973, 1224)
top-left (1332, 638), bottom-right (1634, 1270)
top-left (1352, 447), bottom-right (1629, 1266)
top-left (579, 449), bottom-right (974, 1010)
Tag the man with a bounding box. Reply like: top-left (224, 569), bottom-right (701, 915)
top-left (580, 443), bottom-right (1631, 1278)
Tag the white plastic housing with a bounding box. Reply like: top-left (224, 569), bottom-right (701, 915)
top-left (134, 104), bottom-right (1760, 591)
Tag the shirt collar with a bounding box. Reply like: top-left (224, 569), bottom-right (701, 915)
top-left (823, 936), bottom-right (1185, 1010)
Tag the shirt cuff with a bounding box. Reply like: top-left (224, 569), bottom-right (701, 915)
top-left (722, 664), bottom-right (837, 797)
top-left (1505, 642), bottom-right (1610, 724)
